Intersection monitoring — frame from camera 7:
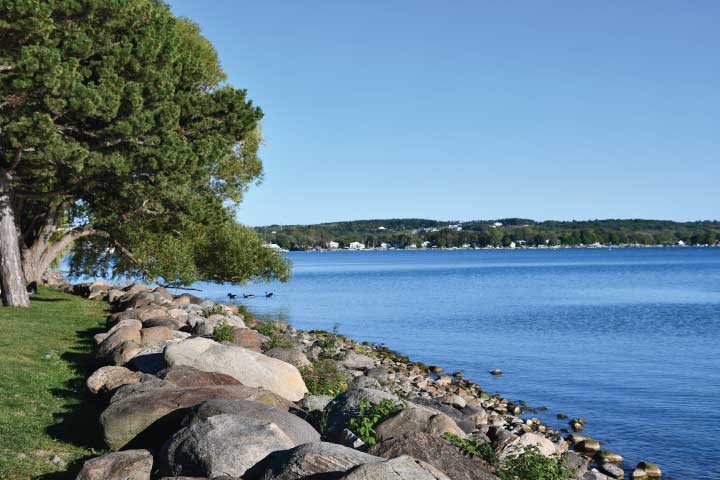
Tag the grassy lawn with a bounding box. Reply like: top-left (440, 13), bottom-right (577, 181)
top-left (0, 287), bottom-right (109, 479)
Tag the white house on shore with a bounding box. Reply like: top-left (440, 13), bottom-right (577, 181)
top-left (348, 241), bottom-right (365, 250)
top-left (263, 243), bottom-right (283, 252)
top-left (327, 241), bottom-right (339, 249)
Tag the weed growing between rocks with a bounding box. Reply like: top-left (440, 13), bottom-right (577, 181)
top-left (253, 320), bottom-right (295, 350)
top-left (300, 359), bottom-right (349, 396)
top-left (348, 398), bottom-right (405, 446)
top-left (442, 432), bottom-right (497, 466)
top-left (497, 446), bottom-right (574, 480)
top-left (212, 322), bottom-right (234, 343)
top-left (202, 304), bottom-right (226, 317)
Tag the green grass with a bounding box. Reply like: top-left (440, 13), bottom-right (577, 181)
top-left (0, 287), bottom-right (109, 479)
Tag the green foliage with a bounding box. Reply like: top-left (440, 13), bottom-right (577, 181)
top-left (442, 432), bottom-right (497, 466)
top-left (212, 321), bottom-right (234, 343)
top-left (318, 323), bottom-right (343, 359)
top-left (0, 287), bottom-right (108, 478)
top-left (203, 304), bottom-right (226, 317)
top-left (300, 358), bottom-right (349, 396)
top-left (348, 398), bottom-right (405, 446)
top-left (0, 0), bottom-right (290, 286)
top-left (253, 320), bottom-right (294, 350)
top-left (497, 446), bottom-right (574, 480)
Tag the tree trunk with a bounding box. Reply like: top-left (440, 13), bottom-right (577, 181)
top-left (0, 174), bottom-right (30, 307)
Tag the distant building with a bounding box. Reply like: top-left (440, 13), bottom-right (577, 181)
top-left (677, 240), bottom-right (686, 246)
top-left (327, 241), bottom-right (339, 249)
top-left (379, 242), bottom-right (390, 249)
top-left (348, 241), bottom-right (365, 250)
top-left (447, 224), bottom-right (463, 231)
top-left (421, 241), bottom-right (432, 248)
top-left (493, 222), bottom-right (503, 227)
top-left (406, 243), bottom-right (417, 249)
top-left (509, 241), bottom-right (516, 249)
top-left (377, 226), bottom-right (386, 230)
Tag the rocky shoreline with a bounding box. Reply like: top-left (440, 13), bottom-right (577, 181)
top-left (51, 278), bottom-right (662, 480)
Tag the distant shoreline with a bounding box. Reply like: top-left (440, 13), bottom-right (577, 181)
top-left (272, 244), bottom-right (719, 253)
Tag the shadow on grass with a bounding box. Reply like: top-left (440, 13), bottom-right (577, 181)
top-left (40, 326), bottom-right (109, 479)
top-left (31, 297), bottom-right (70, 303)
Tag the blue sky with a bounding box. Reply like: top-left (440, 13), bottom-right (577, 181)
top-left (168, 1), bottom-right (719, 225)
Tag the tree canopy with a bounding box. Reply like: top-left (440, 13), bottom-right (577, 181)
top-left (0, 0), bottom-right (289, 305)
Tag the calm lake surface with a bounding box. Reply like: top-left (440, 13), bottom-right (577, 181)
top-left (191, 248), bottom-right (720, 479)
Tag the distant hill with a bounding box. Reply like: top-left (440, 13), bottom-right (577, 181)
top-left (256, 218), bottom-right (720, 251)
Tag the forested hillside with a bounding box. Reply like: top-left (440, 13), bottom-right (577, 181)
top-left (256, 219), bottom-right (720, 250)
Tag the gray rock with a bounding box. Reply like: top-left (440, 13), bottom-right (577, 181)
top-left (369, 432), bottom-right (499, 480)
top-left (350, 376), bottom-right (381, 389)
top-left (164, 338), bottom-right (308, 401)
top-left (244, 441), bottom-right (382, 480)
top-left (342, 351), bottom-right (375, 370)
top-left (297, 395), bottom-right (333, 412)
top-left (184, 399), bottom-right (320, 444)
top-left (265, 347), bottom-right (311, 368)
top-left (583, 469), bottom-right (613, 480)
top-left (339, 455), bottom-right (451, 480)
top-left (101, 385), bottom-right (291, 450)
top-left (159, 414), bottom-right (300, 478)
top-left (598, 463), bottom-right (624, 479)
top-left (366, 367), bottom-right (390, 382)
top-left (76, 449), bottom-right (152, 480)
top-left (565, 451), bottom-right (590, 478)
top-left (375, 405), bottom-right (465, 442)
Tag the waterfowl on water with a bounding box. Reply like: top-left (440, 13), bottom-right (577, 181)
top-left (227, 293), bottom-right (237, 299)
top-left (265, 292), bottom-right (274, 298)
top-left (243, 293), bottom-right (255, 299)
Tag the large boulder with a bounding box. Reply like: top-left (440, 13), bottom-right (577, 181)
top-left (159, 414), bottom-right (302, 478)
top-left (100, 384), bottom-right (291, 450)
top-left (76, 450), bottom-right (152, 480)
top-left (185, 399), bottom-right (320, 444)
top-left (369, 433), bottom-right (499, 480)
top-left (375, 405), bottom-right (465, 442)
top-left (87, 366), bottom-right (142, 394)
top-left (164, 338), bottom-right (308, 401)
top-left (338, 455), bottom-right (451, 480)
top-left (500, 432), bottom-right (559, 459)
top-left (158, 366), bottom-right (242, 388)
top-left (97, 327), bottom-right (142, 360)
top-left (244, 442), bottom-right (382, 480)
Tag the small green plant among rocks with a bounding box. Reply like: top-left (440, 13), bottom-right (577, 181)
top-left (442, 432), bottom-right (497, 466)
top-left (348, 398), bottom-right (405, 446)
top-left (314, 323), bottom-right (343, 360)
top-left (497, 446), bottom-right (574, 480)
top-left (212, 321), bottom-right (235, 343)
top-left (202, 304), bottom-right (226, 317)
top-left (253, 320), bottom-right (295, 350)
top-left (300, 359), bottom-right (349, 396)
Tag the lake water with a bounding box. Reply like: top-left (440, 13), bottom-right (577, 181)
top-left (190, 248), bottom-right (720, 479)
